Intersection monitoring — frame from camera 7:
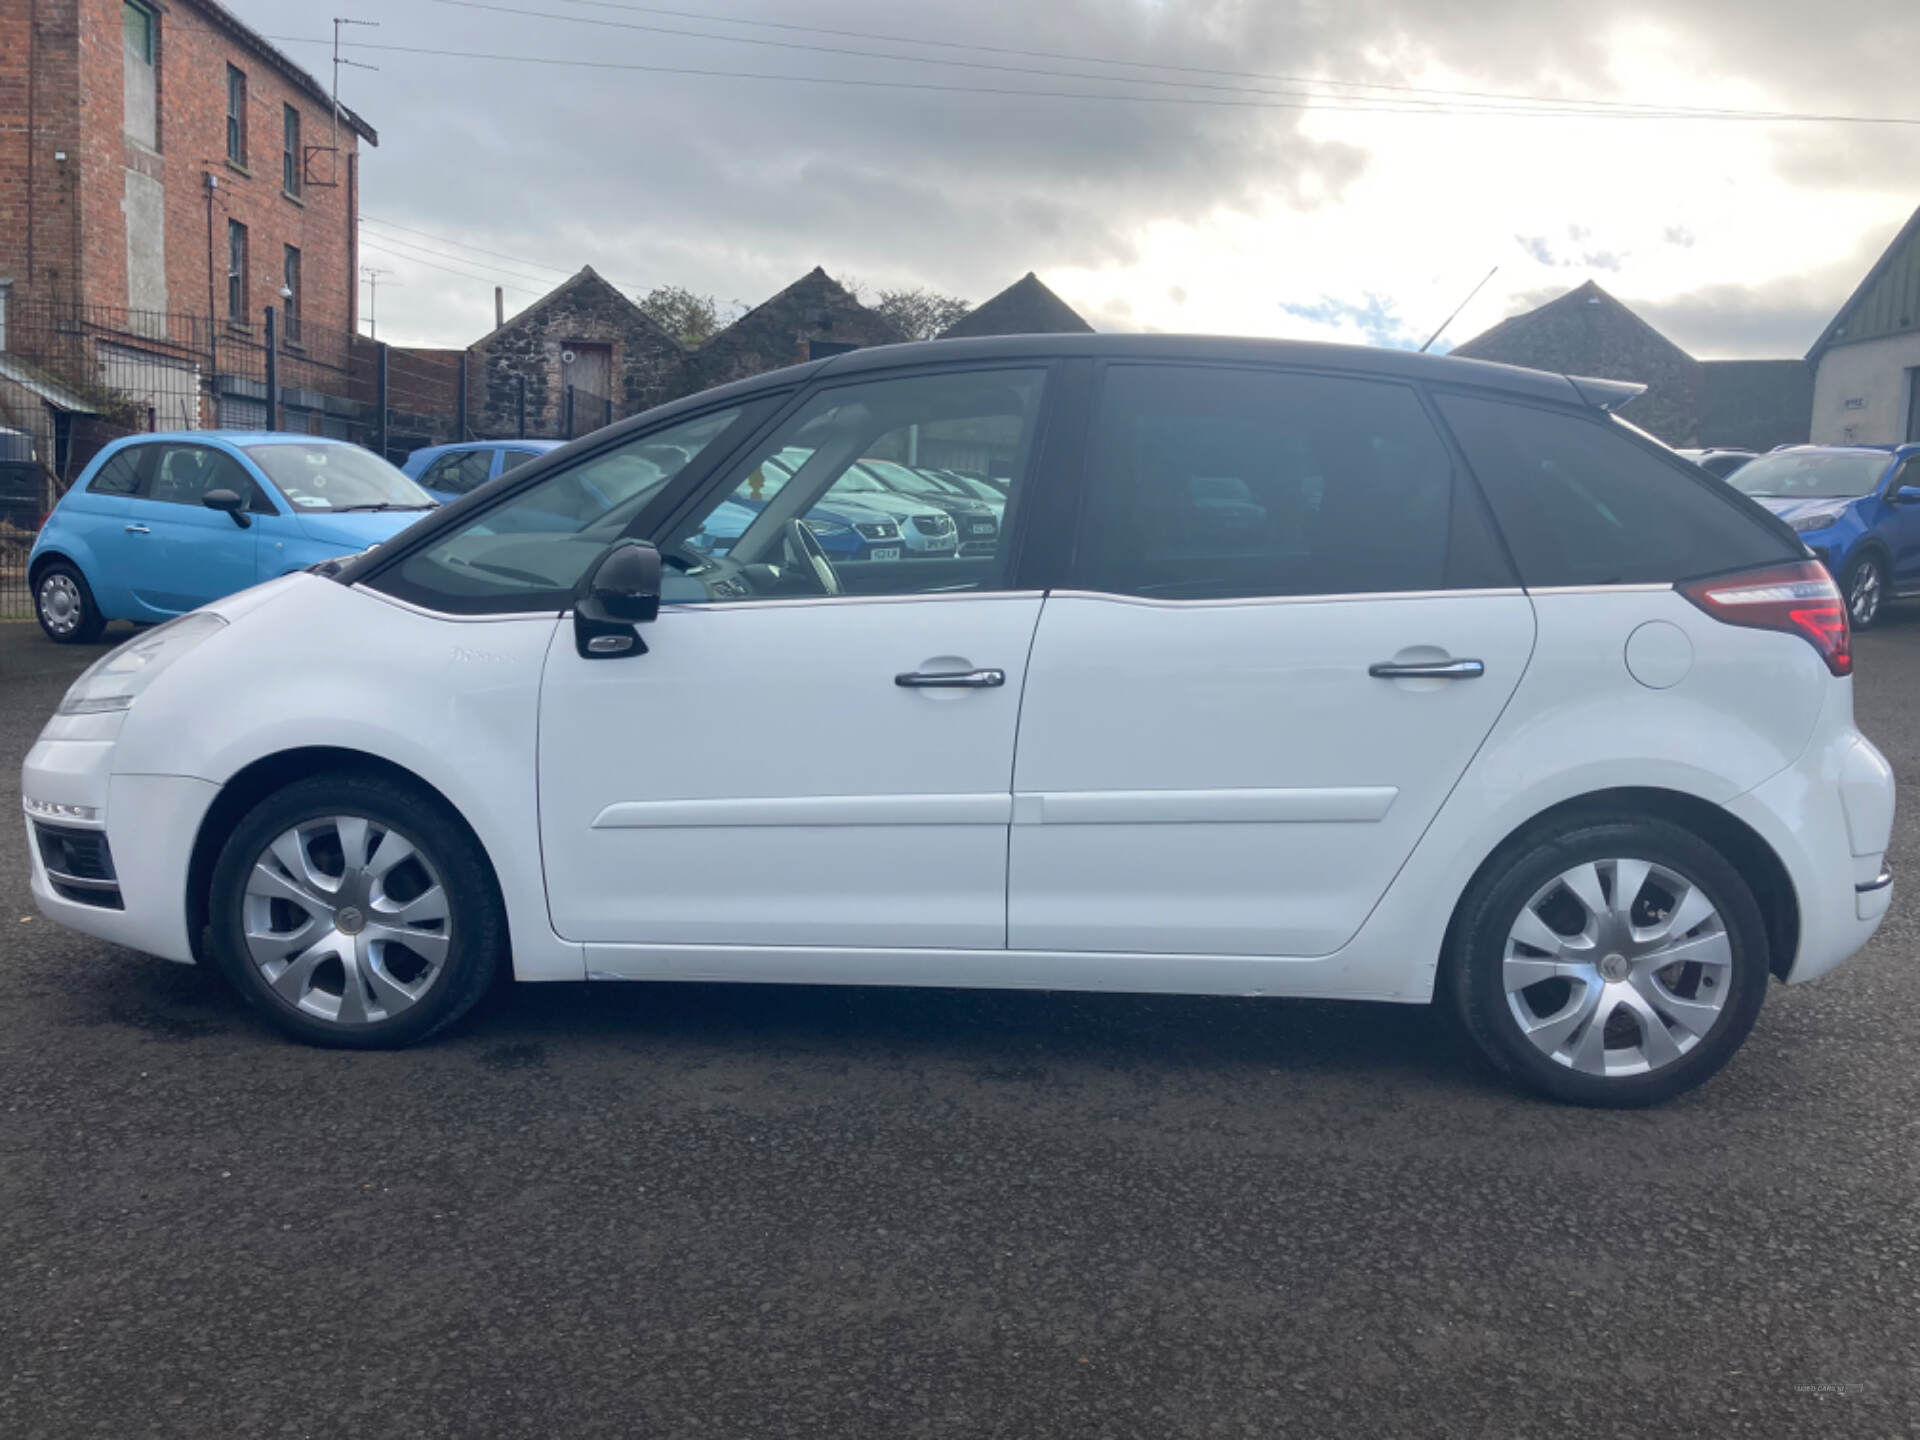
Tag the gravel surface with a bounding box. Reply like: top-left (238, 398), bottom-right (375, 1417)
top-left (4, 615), bottom-right (1918, 1438)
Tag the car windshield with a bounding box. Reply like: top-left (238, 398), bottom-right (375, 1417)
top-left (1730, 451), bottom-right (1889, 501)
top-left (245, 443), bottom-right (435, 512)
top-left (860, 459), bottom-right (947, 496)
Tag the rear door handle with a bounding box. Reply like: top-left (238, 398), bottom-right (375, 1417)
top-left (895, 668), bottom-right (1006, 689)
top-left (124, 524), bottom-right (150, 534)
top-left (1368, 658), bottom-right (1484, 679)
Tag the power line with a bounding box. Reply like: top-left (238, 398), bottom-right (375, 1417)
top-left (360, 213), bottom-right (653, 292)
top-left (262, 35), bottom-right (1920, 124)
top-left (532, 0), bottom-right (1894, 122)
top-left (428, 0), bottom-right (1671, 116)
top-left (359, 238), bottom-right (550, 295)
top-left (359, 224), bottom-right (577, 288)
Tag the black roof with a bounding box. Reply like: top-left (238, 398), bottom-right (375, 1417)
top-left (533, 332), bottom-right (1625, 453)
top-left (939, 274), bottom-right (1094, 339)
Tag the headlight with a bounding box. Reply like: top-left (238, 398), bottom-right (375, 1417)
top-left (1791, 509), bottom-right (1845, 533)
top-left (58, 612), bottom-right (228, 715)
top-left (802, 517), bottom-right (853, 538)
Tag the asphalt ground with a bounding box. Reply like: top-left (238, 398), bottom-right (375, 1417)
top-left (3, 614), bottom-right (1919, 1438)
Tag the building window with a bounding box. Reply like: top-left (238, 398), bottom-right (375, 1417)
top-left (226, 65), bottom-right (247, 166)
top-left (227, 220), bottom-right (248, 324)
top-left (122, 3), bottom-right (157, 148)
top-left (283, 246), bottom-right (302, 345)
top-left (283, 105), bottom-right (302, 197)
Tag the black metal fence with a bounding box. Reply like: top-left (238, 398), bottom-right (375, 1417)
top-left (2, 297), bottom-right (632, 620)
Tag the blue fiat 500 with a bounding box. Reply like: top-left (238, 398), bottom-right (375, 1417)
top-left (1730, 444), bottom-right (1920, 630)
top-left (28, 433), bottom-right (438, 643)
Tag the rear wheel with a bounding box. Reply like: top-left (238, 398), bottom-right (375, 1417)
top-left (1447, 816), bottom-right (1770, 1107)
top-left (34, 560), bottom-right (106, 644)
top-left (1844, 552), bottom-right (1884, 630)
top-left (208, 771), bottom-right (506, 1048)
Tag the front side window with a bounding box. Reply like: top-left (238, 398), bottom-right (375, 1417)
top-left (144, 445), bottom-right (257, 508)
top-left (1073, 365), bottom-right (1503, 600)
top-left (1439, 395), bottom-right (1798, 588)
top-left (226, 66), bottom-right (247, 165)
top-left (382, 405), bottom-right (752, 613)
top-left (282, 105), bottom-right (302, 196)
top-left (227, 221), bottom-right (248, 322)
top-left (243, 443), bottom-right (434, 514)
top-left (660, 367), bottom-right (1046, 602)
top-left (421, 449), bottom-right (495, 496)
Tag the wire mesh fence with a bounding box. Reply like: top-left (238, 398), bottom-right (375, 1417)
top-left (2, 296), bottom-right (638, 620)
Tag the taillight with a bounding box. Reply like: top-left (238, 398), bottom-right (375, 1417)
top-left (1680, 560), bottom-right (1851, 677)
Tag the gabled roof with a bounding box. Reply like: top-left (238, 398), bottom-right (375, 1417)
top-left (939, 273), bottom-right (1092, 339)
top-left (704, 267), bottom-right (909, 348)
top-left (1452, 280), bottom-right (1694, 368)
top-left (481, 266), bottom-right (680, 348)
top-left (1807, 201), bottom-right (1920, 360)
top-left (189, 0), bottom-right (377, 144)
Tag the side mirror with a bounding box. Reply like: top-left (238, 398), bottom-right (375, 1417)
top-left (202, 488), bottom-right (251, 528)
top-left (1895, 487), bottom-right (1920, 506)
top-left (574, 540), bottom-right (662, 658)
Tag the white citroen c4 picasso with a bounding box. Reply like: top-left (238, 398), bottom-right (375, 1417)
top-left (22, 336), bottom-right (1895, 1106)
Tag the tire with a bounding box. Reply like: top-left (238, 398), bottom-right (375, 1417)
top-left (207, 770), bottom-right (506, 1049)
top-left (1445, 815), bottom-right (1770, 1107)
top-left (34, 560), bottom-right (107, 644)
top-left (1844, 552), bottom-right (1884, 631)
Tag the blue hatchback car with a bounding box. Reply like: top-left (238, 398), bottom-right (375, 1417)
top-left (1729, 444), bottom-right (1920, 629)
top-left (29, 432), bottom-right (438, 643)
top-left (401, 439), bottom-right (567, 503)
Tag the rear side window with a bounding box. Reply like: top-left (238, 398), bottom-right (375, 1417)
top-left (88, 448), bottom-right (146, 496)
top-left (1436, 394), bottom-right (1796, 587)
top-left (1073, 365), bottom-right (1512, 600)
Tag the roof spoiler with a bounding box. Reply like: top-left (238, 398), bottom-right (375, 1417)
top-left (1568, 375), bottom-right (1647, 412)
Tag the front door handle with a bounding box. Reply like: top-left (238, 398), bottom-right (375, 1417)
top-left (1368, 657), bottom-right (1484, 679)
top-left (124, 524), bottom-right (150, 534)
top-left (895, 668), bottom-right (1006, 689)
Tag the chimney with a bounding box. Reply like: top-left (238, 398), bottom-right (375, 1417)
top-left (495, 286), bottom-right (504, 329)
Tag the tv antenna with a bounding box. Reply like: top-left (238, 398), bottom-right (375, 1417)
top-left (361, 265), bottom-right (397, 339)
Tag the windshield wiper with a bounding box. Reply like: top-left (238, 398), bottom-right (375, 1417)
top-left (334, 502), bottom-right (435, 513)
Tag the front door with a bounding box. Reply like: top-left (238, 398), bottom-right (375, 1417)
top-left (1879, 454), bottom-right (1920, 588)
top-left (114, 441), bottom-right (262, 614)
top-left (1009, 363), bottom-right (1536, 957)
top-left (537, 364), bottom-right (1054, 953)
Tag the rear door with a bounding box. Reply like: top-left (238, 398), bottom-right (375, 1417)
top-left (1009, 363), bottom-right (1536, 957)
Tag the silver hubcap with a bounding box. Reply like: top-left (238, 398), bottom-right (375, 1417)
top-left (39, 573), bottom-right (81, 635)
top-left (1850, 562), bottom-right (1881, 625)
top-left (1503, 858), bottom-right (1733, 1078)
top-left (242, 815), bottom-right (452, 1026)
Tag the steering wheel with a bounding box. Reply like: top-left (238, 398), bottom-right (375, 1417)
top-left (781, 518), bottom-right (842, 597)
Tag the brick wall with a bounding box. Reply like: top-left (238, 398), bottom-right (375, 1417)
top-left (691, 267), bottom-right (907, 392)
top-left (0, 0), bottom-right (84, 307)
top-left (0, 0), bottom-right (364, 342)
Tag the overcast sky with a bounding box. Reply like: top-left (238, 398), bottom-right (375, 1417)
top-left (234, 0), bottom-right (1919, 356)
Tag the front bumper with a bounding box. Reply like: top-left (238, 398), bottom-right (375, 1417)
top-left (23, 717), bottom-right (217, 963)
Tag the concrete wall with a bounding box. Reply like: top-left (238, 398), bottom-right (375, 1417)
top-left (1811, 332), bottom-right (1920, 445)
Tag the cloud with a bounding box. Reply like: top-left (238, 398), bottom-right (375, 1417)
top-left (224, 0), bottom-right (1920, 350)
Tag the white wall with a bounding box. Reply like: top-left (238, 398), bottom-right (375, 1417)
top-left (1811, 332), bottom-right (1920, 445)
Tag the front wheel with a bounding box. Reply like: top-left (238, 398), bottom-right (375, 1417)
top-left (1446, 816), bottom-right (1770, 1107)
top-left (1844, 553), bottom-right (1884, 630)
top-left (207, 771), bottom-right (506, 1048)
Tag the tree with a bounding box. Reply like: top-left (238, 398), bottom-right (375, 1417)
top-left (638, 285), bottom-right (723, 347)
top-left (872, 287), bottom-right (972, 341)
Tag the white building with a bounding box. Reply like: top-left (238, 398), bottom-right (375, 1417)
top-left (1809, 204), bottom-right (1920, 446)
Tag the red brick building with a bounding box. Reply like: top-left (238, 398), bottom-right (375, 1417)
top-left (1, 0), bottom-right (375, 426)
